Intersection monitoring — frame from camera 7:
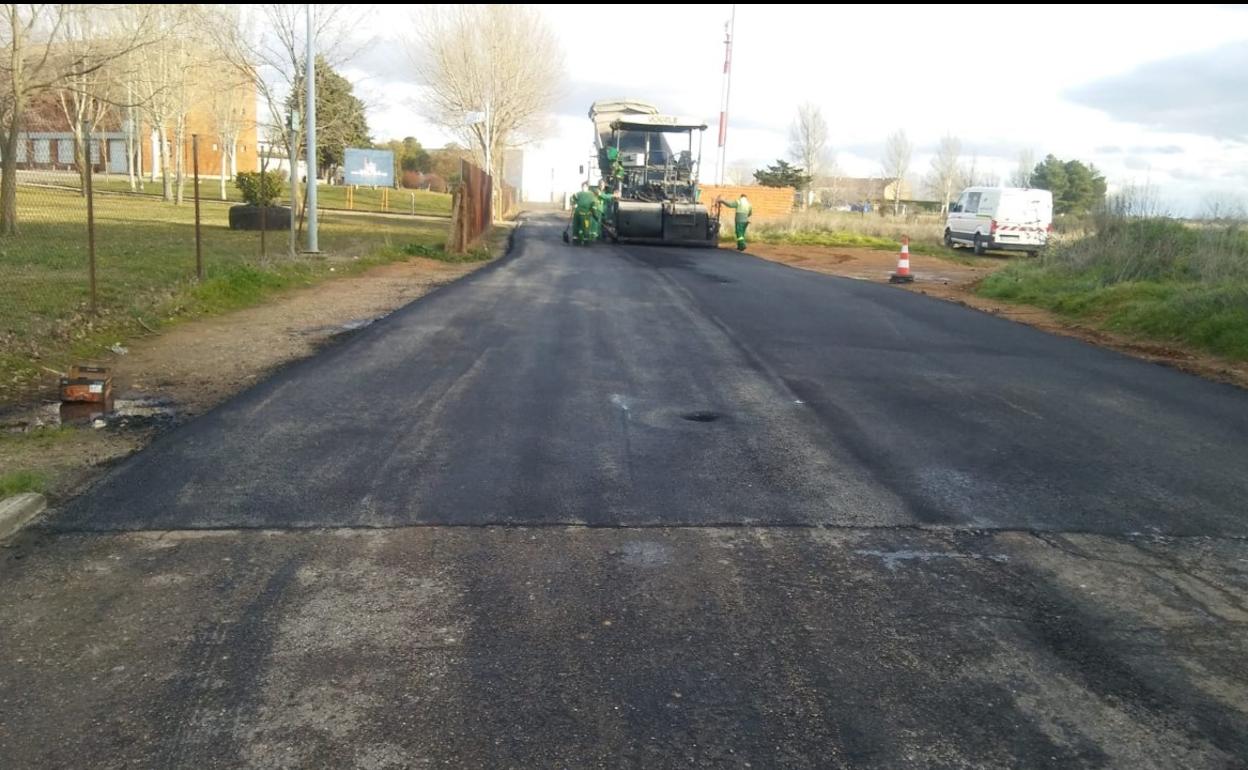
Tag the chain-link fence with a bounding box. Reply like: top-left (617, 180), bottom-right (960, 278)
top-left (0, 123), bottom-right (454, 404)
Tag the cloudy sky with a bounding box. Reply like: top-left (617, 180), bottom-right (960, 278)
top-left (342, 4), bottom-right (1248, 215)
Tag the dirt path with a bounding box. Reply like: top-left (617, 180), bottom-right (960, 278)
top-left (748, 243), bottom-right (1248, 390)
top-left (2, 252), bottom-right (495, 500)
top-left (115, 257), bottom-right (480, 415)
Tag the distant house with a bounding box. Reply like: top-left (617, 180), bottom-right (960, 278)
top-left (3, 51), bottom-right (258, 180)
top-left (812, 176), bottom-right (913, 207)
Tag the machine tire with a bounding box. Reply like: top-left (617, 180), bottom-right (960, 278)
top-left (973, 233), bottom-right (986, 256)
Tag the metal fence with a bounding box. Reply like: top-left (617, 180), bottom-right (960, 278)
top-left (0, 123), bottom-right (452, 403)
top-left (449, 159), bottom-right (491, 254)
top-left (446, 159), bottom-right (521, 253)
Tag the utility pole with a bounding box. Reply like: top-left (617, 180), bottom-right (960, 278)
top-left (716, 5), bottom-right (735, 186)
top-left (305, 2), bottom-right (319, 252)
top-left (484, 99), bottom-right (492, 182)
top-left (288, 110), bottom-right (298, 257)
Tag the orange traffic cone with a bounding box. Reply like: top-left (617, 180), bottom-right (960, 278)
top-left (889, 236), bottom-right (914, 284)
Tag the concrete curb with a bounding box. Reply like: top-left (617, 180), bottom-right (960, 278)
top-left (0, 493), bottom-right (47, 541)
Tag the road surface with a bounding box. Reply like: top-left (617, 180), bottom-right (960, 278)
top-left (3, 214), bottom-right (1246, 768)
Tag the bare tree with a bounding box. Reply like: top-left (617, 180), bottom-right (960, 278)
top-left (0, 3), bottom-right (66, 235)
top-left (724, 162), bottom-right (754, 186)
top-left (788, 102), bottom-right (828, 209)
top-left (816, 155), bottom-right (843, 208)
top-left (410, 5), bottom-right (564, 214)
top-left (55, 5), bottom-right (108, 193)
top-left (925, 134), bottom-right (962, 215)
top-left (881, 129), bottom-right (912, 216)
top-left (1010, 148), bottom-right (1034, 187)
top-left (1200, 192), bottom-right (1246, 223)
top-left (170, 27), bottom-right (195, 204)
top-left (128, 4), bottom-right (196, 202)
top-left (209, 76), bottom-right (249, 200)
top-left (208, 4), bottom-right (361, 251)
top-left (50, 5), bottom-right (152, 191)
top-left (961, 153), bottom-right (1000, 188)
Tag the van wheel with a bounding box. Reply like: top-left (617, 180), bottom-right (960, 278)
top-left (1027, 250), bottom-right (1039, 258)
top-left (973, 234), bottom-right (986, 256)
top-left (943, 229), bottom-right (954, 248)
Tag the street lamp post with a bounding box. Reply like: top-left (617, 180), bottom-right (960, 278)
top-left (287, 110), bottom-right (299, 257)
top-left (305, 2), bottom-right (319, 253)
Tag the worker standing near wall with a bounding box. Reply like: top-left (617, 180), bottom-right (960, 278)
top-left (718, 193), bottom-right (752, 251)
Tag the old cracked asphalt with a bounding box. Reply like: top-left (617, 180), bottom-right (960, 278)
top-left (2, 214), bottom-right (1247, 768)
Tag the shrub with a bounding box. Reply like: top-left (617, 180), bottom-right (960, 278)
top-left (422, 173), bottom-right (448, 193)
top-left (400, 170), bottom-right (423, 189)
top-left (234, 171), bottom-right (286, 207)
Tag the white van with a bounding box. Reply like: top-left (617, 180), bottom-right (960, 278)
top-left (945, 187), bottom-right (1052, 255)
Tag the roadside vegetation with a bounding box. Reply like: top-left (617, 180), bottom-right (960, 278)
top-left (0, 469), bottom-right (46, 496)
top-left (740, 211), bottom-right (982, 261)
top-left (0, 187), bottom-right (461, 404)
top-left (981, 197), bottom-right (1248, 360)
top-left (69, 179), bottom-right (454, 218)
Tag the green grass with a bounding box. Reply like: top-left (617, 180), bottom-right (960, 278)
top-left (0, 184), bottom-right (461, 401)
top-left (0, 426), bottom-right (76, 449)
top-left (980, 217), bottom-right (1248, 360)
top-left (401, 242), bottom-right (494, 263)
top-left (743, 210), bottom-right (989, 263)
top-left (71, 178), bottom-right (453, 217)
top-left (740, 227), bottom-right (965, 257)
top-left (0, 470), bottom-right (46, 497)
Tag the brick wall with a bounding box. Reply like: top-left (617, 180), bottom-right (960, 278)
top-left (700, 185), bottom-right (795, 220)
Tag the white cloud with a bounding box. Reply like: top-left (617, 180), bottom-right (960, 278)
top-left (344, 3), bottom-right (1248, 214)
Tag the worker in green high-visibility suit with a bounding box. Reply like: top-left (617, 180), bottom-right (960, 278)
top-left (596, 184), bottom-right (614, 241)
top-left (590, 183), bottom-right (607, 241)
top-left (718, 193), bottom-right (752, 251)
top-left (606, 147), bottom-right (625, 184)
top-left (570, 183), bottom-right (597, 246)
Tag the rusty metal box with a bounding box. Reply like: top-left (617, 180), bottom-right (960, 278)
top-left (59, 365), bottom-right (112, 404)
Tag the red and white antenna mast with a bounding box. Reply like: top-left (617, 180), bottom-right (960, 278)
top-left (716, 5), bottom-right (735, 185)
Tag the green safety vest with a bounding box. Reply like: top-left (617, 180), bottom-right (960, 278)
top-left (724, 198), bottom-right (752, 224)
top-left (573, 191), bottom-right (596, 212)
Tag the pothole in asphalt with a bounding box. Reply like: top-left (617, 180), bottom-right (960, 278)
top-left (682, 411), bottom-right (722, 423)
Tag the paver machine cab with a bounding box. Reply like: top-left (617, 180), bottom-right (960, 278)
top-left (590, 99), bottom-right (719, 247)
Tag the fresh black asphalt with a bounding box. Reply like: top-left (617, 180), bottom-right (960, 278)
top-left (4, 214), bottom-right (1247, 768)
top-left (52, 215), bottom-right (1248, 535)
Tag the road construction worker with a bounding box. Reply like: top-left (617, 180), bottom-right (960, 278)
top-left (606, 146), bottom-right (625, 184)
top-left (596, 183), bottom-right (614, 241)
top-left (718, 193), bottom-right (752, 251)
top-left (591, 183), bottom-right (607, 241)
top-left (570, 182), bottom-right (597, 246)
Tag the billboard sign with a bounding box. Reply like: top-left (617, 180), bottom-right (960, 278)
top-left (344, 148), bottom-right (394, 187)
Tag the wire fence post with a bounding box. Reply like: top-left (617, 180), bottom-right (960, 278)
top-left (83, 121), bottom-right (97, 315)
top-left (258, 151), bottom-right (269, 261)
top-left (192, 133), bottom-right (203, 280)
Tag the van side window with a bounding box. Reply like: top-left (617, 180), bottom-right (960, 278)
top-left (965, 192), bottom-right (981, 214)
